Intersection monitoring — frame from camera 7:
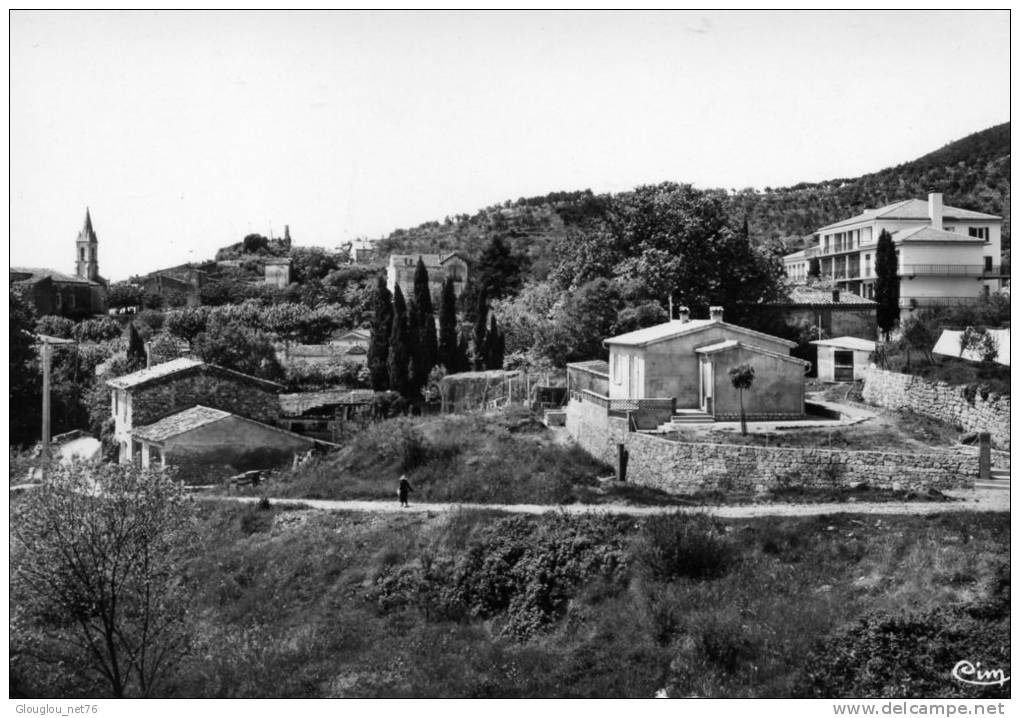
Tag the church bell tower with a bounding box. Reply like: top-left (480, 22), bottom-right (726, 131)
top-left (75, 208), bottom-right (100, 281)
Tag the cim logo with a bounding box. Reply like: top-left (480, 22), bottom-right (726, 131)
top-left (951, 660), bottom-right (1010, 687)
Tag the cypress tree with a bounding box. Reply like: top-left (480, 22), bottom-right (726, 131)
top-left (367, 275), bottom-right (393, 390)
top-left (485, 315), bottom-right (504, 370)
top-left (438, 277), bottom-right (458, 373)
top-left (388, 285), bottom-right (410, 398)
top-left (407, 298), bottom-right (427, 398)
top-left (874, 229), bottom-right (900, 341)
top-left (413, 257), bottom-right (438, 375)
top-left (126, 322), bottom-right (146, 369)
top-left (456, 332), bottom-right (471, 373)
top-left (472, 287), bottom-right (488, 370)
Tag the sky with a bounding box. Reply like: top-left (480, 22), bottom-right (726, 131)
top-left (9, 10), bottom-right (1011, 282)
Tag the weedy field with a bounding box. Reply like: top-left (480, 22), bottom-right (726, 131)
top-left (15, 502), bottom-right (1005, 698)
top-left (262, 409), bottom-right (955, 506)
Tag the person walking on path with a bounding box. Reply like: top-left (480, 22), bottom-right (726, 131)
top-left (397, 475), bottom-right (413, 508)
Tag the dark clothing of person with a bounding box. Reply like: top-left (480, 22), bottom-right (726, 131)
top-left (398, 478), bottom-right (413, 507)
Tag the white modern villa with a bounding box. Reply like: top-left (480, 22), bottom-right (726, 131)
top-left (783, 193), bottom-right (1005, 311)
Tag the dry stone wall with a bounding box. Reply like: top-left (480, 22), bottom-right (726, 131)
top-left (566, 399), bottom-right (975, 494)
top-left (862, 367), bottom-right (1010, 451)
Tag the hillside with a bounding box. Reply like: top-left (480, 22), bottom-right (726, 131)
top-left (377, 123), bottom-right (1010, 272)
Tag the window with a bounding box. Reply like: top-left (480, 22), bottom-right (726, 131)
top-left (984, 256), bottom-right (993, 272)
top-left (968, 227), bottom-right (990, 241)
top-left (943, 225), bottom-right (956, 233)
top-left (864, 254), bottom-right (871, 276)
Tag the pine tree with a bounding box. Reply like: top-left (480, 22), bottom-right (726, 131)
top-left (874, 229), bottom-right (900, 341)
top-left (367, 276), bottom-right (393, 390)
top-left (472, 287), bottom-right (488, 370)
top-left (388, 285), bottom-right (410, 397)
top-left (438, 277), bottom-right (459, 373)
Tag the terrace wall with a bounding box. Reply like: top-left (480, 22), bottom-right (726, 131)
top-left (565, 397), bottom-right (975, 494)
top-left (861, 367), bottom-right (1010, 450)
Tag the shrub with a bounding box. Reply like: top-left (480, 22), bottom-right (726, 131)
top-left (633, 512), bottom-right (733, 581)
top-left (35, 315), bottom-right (75, 338)
top-left (800, 606), bottom-right (1010, 698)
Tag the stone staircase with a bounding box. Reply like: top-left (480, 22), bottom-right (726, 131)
top-left (976, 467), bottom-right (1010, 491)
top-left (669, 410), bottom-right (714, 426)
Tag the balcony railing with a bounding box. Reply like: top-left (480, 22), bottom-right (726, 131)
top-left (900, 265), bottom-right (1006, 277)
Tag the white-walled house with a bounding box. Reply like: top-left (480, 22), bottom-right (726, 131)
top-left (782, 193), bottom-right (1005, 312)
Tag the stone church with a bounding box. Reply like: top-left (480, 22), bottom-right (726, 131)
top-left (10, 209), bottom-right (109, 318)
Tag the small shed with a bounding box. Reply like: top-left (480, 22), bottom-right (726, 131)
top-left (811, 337), bottom-right (876, 382)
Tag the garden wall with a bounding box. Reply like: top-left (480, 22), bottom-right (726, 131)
top-left (861, 367), bottom-right (1010, 451)
top-left (565, 399), bottom-right (975, 494)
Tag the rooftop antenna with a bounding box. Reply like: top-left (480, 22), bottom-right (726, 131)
top-left (668, 295), bottom-right (674, 320)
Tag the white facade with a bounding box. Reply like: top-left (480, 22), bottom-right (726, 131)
top-left (782, 194), bottom-right (1004, 312)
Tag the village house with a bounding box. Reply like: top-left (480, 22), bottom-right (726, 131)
top-left (106, 357), bottom-right (285, 465)
top-left (134, 264), bottom-right (207, 307)
top-left (600, 306), bottom-right (809, 421)
top-left (782, 193), bottom-right (1005, 313)
top-left (386, 252), bottom-right (468, 299)
top-left (129, 404), bottom-right (317, 476)
top-left (811, 336), bottom-right (877, 382)
top-left (768, 288), bottom-right (877, 340)
top-left (10, 209), bottom-right (108, 317)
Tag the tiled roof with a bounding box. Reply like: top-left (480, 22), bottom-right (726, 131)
top-left (818, 198), bottom-right (1001, 232)
top-left (107, 358), bottom-right (204, 389)
top-left (695, 339), bottom-right (811, 365)
top-left (332, 328), bottom-right (370, 341)
top-left (388, 252), bottom-right (465, 267)
top-left (780, 289), bottom-right (877, 306)
top-left (566, 359), bottom-right (610, 375)
top-left (604, 319), bottom-right (797, 349)
top-left (279, 389), bottom-right (375, 416)
top-left (891, 226), bottom-right (986, 244)
top-left (132, 405), bottom-right (231, 442)
top-left (107, 357), bottom-right (284, 391)
top-left (10, 267), bottom-right (99, 285)
top-left (811, 337), bottom-right (877, 352)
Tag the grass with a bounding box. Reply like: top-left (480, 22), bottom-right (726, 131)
top-left (259, 408), bottom-right (957, 506)
top-left (14, 504), bottom-right (1005, 698)
top-left (670, 416), bottom-right (962, 452)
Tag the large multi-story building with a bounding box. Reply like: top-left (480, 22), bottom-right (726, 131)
top-left (782, 193), bottom-right (1005, 311)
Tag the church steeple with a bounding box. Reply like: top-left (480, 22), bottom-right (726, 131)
top-left (75, 207), bottom-right (100, 281)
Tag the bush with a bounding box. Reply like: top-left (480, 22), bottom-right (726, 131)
top-left (35, 315), bottom-right (75, 338)
top-left (800, 605), bottom-right (1010, 698)
top-left (73, 316), bottom-right (123, 342)
top-left (633, 512), bottom-right (733, 581)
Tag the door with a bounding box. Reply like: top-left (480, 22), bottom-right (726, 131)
top-left (700, 359), bottom-right (713, 412)
top-left (834, 350), bottom-right (854, 381)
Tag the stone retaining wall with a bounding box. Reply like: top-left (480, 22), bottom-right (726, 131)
top-left (861, 367), bottom-right (1010, 451)
top-left (566, 398), bottom-right (975, 494)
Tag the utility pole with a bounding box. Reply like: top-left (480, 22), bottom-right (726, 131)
top-left (40, 338), bottom-right (52, 480)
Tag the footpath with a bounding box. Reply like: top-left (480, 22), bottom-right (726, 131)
top-left (209, 487), bottom-right (1008, 518)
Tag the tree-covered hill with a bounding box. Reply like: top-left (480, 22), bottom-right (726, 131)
top-left (378, 122), bottom-right (1010, 269)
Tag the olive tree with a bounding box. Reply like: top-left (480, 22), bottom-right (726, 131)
top-left (11, 461), bottom-right (197, 697)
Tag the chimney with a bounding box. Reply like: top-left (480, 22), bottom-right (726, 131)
top-left (709, 306), bottom-right (724, 323)
top-left (677, 306), bottom-right (690, 324)
top-left (928, 192), bottom-right (944, 230)
top-left (832, 289), bottom-right (840, 303)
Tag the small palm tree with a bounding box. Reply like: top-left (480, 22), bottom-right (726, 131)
top-left (729, 363), bottom-right (755, 436)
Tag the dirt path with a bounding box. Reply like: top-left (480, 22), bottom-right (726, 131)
top-left (206, 488), bottom-right (1008, 518)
